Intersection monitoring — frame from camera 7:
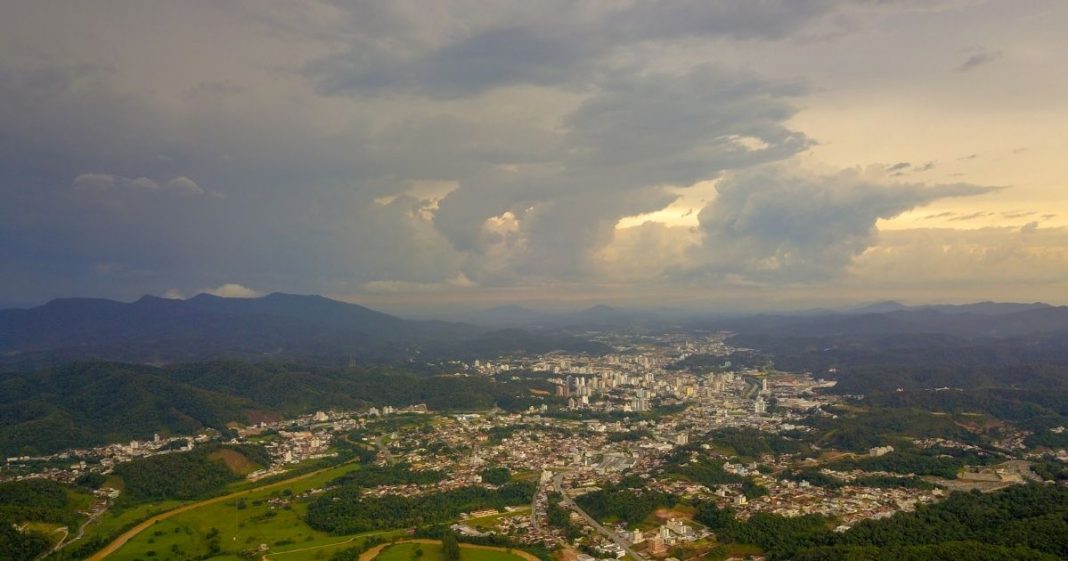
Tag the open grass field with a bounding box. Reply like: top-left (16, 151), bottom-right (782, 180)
top-left (510, 471), bottom-right (540, 482)
top-left (99, 460), bottom-right (364, 561)
top-left (80, 499), bottom-right (185, 544)
top-left (72, 457), bottom-right (330, 558)
top-left (463, 506), bottom-right (530, 530)
top-left (642, 505), bottom-right (696, 528)
top-left (371, 541), bottom-right (534, 561)
top-left (263, 531), bottom-right (402, 561)
top-left (209, 448), bottom-right (259, 476)
top-left (65, 486), bottom-right (96, 511)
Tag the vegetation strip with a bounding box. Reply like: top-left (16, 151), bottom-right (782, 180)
top-left (84, 462), bottom-right (349, 560)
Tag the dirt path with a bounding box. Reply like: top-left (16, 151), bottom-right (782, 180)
top-left (358, 539), bottom-right (541, 561)
top-left (85, 464), bottom-right (344, 561)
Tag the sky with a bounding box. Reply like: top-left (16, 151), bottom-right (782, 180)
top-left (2, 1), bottom-right (1067, 312)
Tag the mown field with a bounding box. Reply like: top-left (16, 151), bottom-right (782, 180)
top-left (375, 542), bottom-right (531, 561)
top-left (105, 461), bottom-right (368, 561)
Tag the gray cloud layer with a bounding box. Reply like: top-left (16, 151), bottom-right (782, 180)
top-left (0, 1), bottom-right (1044, 308)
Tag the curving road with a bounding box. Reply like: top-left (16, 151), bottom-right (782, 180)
top-left (85, 462), bottom-right (351, 561)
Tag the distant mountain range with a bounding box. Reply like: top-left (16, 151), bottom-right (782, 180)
top-left (0, 293), bottom-right (607, 368)
top-left (705, 302), bottom-right (1068, 340)
top-left (2, 292), bottom-right (1065, 368)
top-left (448, 299), bottom-right (1066, 337)
top-left (841, 300), bottom-right (1052, 316)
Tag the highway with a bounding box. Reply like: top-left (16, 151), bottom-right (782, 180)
top-left (552, 472), bottom-right (648, 561)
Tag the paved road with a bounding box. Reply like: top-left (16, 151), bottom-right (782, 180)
top-left (34, 527), bottom-right (68, 561)
top-left (375, 435), bottom-right (393, 464)
top-left (552, 473), bottom-right (647, 561)
top-left (40, 500), bottom-right (109, 560)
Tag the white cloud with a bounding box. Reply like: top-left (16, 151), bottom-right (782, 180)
top-left (689, 164), bottom-right (998, 281)
top-left (72, 173), bottom-right (117, 191)
top-left (129, 177), bottom-right (160, 191)
top-left (360, 274), bottom-right (475, 293)
top-left (199, 283), bottom-right (261, 298)
top-left (165, 176), bottom-right (205, 195)
top-left (72, 173), bottom-right (202, 196)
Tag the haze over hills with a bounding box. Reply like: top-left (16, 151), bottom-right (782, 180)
top-left (843, 300), bottom-right (1052, 316)
top-left (441, 299), bottom-right (1067, 339)
top-left (3, 293), bottom-right (1066, 368)
top-left (701, 303), bottom-right (1068, 340)
top-left (448, 303), bottom-right (650, 328)
top-left (0, 293), bottom-right (607, 367)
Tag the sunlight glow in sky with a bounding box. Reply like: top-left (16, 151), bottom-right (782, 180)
top-left (2, 1), bottom-right (1067, 311)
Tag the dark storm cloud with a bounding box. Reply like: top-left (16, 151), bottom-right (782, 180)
top-left (304, 1), bottom-right (851, 97)
top-left (691, 166), bottom-right (1000, 281)
top-left (431, 65), bottom-right (812, 281)
top-left (0, 1), bottom-right (1014, 306)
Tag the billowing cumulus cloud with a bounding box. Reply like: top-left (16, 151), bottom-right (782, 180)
top-left (430, 65), bottom-right (811, 283)
top-left (846, 225), bottom-right (1068, 301)
top-left (690, 166), bottom-right (998, 281)
top-left (165, 177), bottom-right (205, 195)
top-left (0, 1), bottom-right (1066, 309)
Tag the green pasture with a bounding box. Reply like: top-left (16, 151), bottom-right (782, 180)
top-left (105, 461), bottom-right (364, 561)
top-left (376, 543), bottom-right (528, 561)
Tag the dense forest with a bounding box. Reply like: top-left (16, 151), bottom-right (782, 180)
top-left (112, 444), bottom-right (268, 502)
top-left (0, 360), bottom-right (555, 455)
top-left (701, 428), bottom-right (811, 458)
top-left (782, 468), bottom-right (935, 491)
top-left (330, 463), bottom-right (445, 488)
top-left (305, 481), bottom-right (536, 534)
top-left (479, 467), bottom-right (511, 485)
top-left (658, 446), bottom-right (744, 487)
top-left (807, 406), bottom-right (982, 452)
top-left (0, 479), bottom-right (92, 561)
top-left (827, 446), bottom-right (995, 479)
top-left (694, 484), bottom-right (1068, 561)
top-left (575, 482), bottom-right (678, 526)
top-left (0, 522), bottom-right (51, 561)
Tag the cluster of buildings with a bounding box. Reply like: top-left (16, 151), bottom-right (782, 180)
top-left (8, 330), bottom-right (1062, 561)
top-left (731, 474), bottom-right (944, 528)
top-left (3, 432), bottom-right (204, 484)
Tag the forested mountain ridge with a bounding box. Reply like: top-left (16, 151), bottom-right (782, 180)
top-left (0, 361), bottom-right (554, 456)
top-left (0, 292), bottom-right (607, 367)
